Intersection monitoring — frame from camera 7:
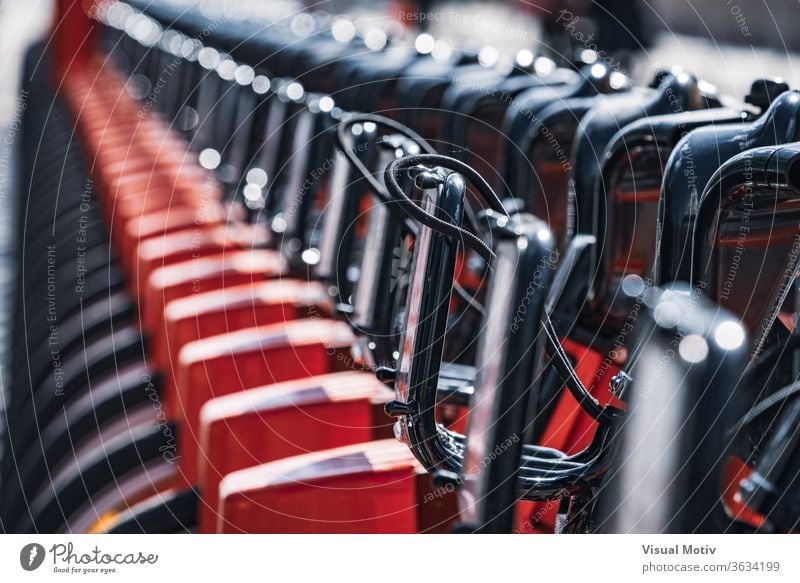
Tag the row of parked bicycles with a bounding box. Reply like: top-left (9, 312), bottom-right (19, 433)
top-left (2, 0), bottom-right (799, 533)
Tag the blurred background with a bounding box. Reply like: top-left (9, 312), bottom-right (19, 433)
top-left (0, 0), bottom-right (798, 391)
top-left (4, 1), bottom-right (798, 96)
top-left (2, 0), bottom-right (799, 129)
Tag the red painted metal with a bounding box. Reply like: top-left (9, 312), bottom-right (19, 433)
top-left (196, 371), bottom-right (392, 532)
top-left (140, 249), bottom-right (286, 338)
top-left (520, 339), bottom-right (621, 532)
top-left (173, 319), bottom-right (357, 484)
top-left (51, 0), bottom-right (100, 77)
top-left (216, 440), bottom-right (420, 533)
top-left (154, 278), bottom-right (325, 382)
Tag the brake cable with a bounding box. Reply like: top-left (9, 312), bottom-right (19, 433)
top-left (742, 331), bottom-right (800, 386)
top-left (726, 379), bottom-right (800, 439)
top-left (338, 115), bottom-right (617, 424)
top-left (383, 153), bottom-right (619, 424)
top-left (453, 281), bottom-right (486, 315)
top-left (379, 152), bottom-right (623, 500)
top-left (334, 113), bottom-right (487, 308)
top-left (726, 332), bottom-right (800, 438)
top-left (335, 113), bottom-right (435, 207)
top-left (542, 311), bottom-right (618, 422)
top-left (336, 113), bottom-right (507, 263)
top-left (384, 153), bottom-right (509, 263)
